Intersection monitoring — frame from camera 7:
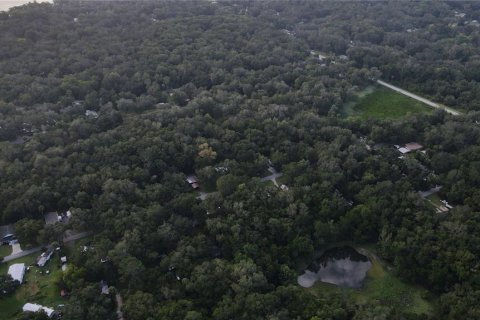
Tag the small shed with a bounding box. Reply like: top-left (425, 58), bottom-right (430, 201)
top-left (8, 263), bottom-right (26, 284)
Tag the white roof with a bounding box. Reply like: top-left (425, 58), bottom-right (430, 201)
top-left (23, 303), bottom-right (55, 317)
top-left (186, 175), bottom-right (198, 184)
top-left (398, 147), bottom-right (410, 154)
top-left (8, 263), bottom-right (25, 284)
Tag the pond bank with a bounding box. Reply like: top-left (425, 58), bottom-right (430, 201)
top-left (301, 243), bottom-right (436, 316)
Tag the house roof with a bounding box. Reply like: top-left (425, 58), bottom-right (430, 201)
top-left (37, 250), bottom-right (53, 267)
top-left (405, 142), bottom-right (423, 151)
top-left (22, 303), bottom-right (55, 317)
top-left (398, 147), bottom-right (410, 154)
top-left (8, 263), bottom-right (25, 283)
top-left (186, 175), bottom-right (198, 184)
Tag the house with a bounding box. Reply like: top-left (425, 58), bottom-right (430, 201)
top-left (469, 20), bottom-right (480, 27)
top-left (22, 303), bottom-right (55, 318)
top-left (214, 166), bottom-right (228, 173)
top-left (398, 142), bottom-right (423, 154)
top-left (100, 280), bottom-right (109, 294)
top-left (37, 250), bottom-right (53, 267)
top-left (8, 263), bottom-right (26, 284)
top-left (85, 110), bottom-right (99, 118)
top-left (45, 211), bottom-right (71, 225)
top-left (186, 175), bottom-right (200, 189)
top-left (72, 100), bottom-right (85, 107)
top-left (405, 142), bottom-right (423, 151)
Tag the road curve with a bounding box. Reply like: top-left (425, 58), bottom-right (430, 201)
top-left (377, 80), bottom-right (461, 116)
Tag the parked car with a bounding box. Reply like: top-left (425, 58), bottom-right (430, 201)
top-left (1, 234), bottom-right (16, 245)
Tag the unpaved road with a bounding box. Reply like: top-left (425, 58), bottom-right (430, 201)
top-left (377, 80), bottom-right (461, 116)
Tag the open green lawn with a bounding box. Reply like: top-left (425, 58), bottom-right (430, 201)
top-left (346, 87), bottom-right (433, 119)
top-left (305, 245), bottom-right (435, 316)
top-left (0, 253), bottom-right (65, 320)
top-left (0, 245), bottom-right (11, 258)
top-left (352, 252), bottom-right (434, 315)
top-left (426, 193), bottom-right (443, 207)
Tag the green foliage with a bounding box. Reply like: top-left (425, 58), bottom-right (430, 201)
top-left (216, 174), bottom-right (243, 197)
top-left (15, 311), bottom-right (50, 320)
top-left (0, 274), bottom-right (20, 299)
top-left (0, 1), bottom-right (480, 319)
top-left (349, 88), bottom-right (432, 119)
top-left (14, 218), bottom-right (44, 248)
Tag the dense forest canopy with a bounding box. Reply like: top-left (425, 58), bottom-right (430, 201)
top-left (1, 1), bottom-right (480, 319)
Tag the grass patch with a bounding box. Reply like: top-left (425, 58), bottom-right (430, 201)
top-left (353, 261), bottom-right (433, 315)
top-left (0, 252), bottom-right (65, 320)
top-left (305, 245), bottom-right (434, 316)
top-left (346, 87), bottom-right (432, 119)
top-left (426, 193), bottom-right (443, 207)
top-left (0, 245), bottom-right (11, 258)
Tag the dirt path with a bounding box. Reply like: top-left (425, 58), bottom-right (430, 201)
top-left (377, 80), bottom-right (461, 116)
top-left (116, 293), bottom-right (125, 320)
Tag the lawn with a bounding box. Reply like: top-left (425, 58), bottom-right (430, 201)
top-left (346, 87), bottom-right (432, 119)
top-left (305, 245), bottom-right (435, 316)
top-left (0, 252), bottom-right (65, 320)
top-left (352, 254), bottom-right (434, 315)
top-left (426, 193), bottom-right (443, 207)
top-left (0, 245), bottom-right (11, 258)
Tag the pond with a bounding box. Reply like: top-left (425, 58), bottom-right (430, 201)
top-left (298, 246), bottom-right (372, 289)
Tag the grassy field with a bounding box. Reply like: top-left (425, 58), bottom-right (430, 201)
top-left (305, 245), bottom-right (435, 316)
top-left (426, 193), bottom-right (443, 207)
top-left (0, 245), bottom-right (11, 258)
top-left (345, 87), bottom-right (433, 119)
top-left (352, 251), bottom-right (434, 315)
top-left (0, 252), bottom-right (65, 320)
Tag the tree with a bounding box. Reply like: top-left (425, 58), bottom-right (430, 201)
top-left (0, 274), bottom-right (20, 298)
top-left (216, 174), bottom-right (242, 197)
top-left (123, 291), bottom-right (156, 320)
top-left (14, 218), bottom-right (44, 247)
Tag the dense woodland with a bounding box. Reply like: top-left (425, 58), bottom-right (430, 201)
top-left (1, 1), bottom-right (480, 319)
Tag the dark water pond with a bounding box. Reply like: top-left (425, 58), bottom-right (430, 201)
top-left (297, 246), bottom-right (372, 289)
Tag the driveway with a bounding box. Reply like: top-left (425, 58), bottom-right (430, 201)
top-left (1, 231), bottom-right (91, 263)
top-left (260, 173), bottom-right (283, 187)
top-left (418, 186), bottom-right (442, 198)
top-left (11, 242), bottom-right (22, 255)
